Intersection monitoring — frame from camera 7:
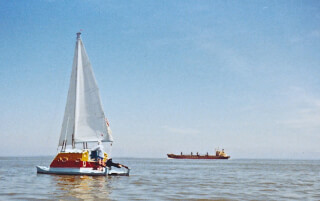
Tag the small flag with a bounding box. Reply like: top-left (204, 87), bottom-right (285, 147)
top-left (105, 118), bottom-right (110, 127)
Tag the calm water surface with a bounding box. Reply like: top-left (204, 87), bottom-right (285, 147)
top-left (0, 157), bottom-right (319, 200)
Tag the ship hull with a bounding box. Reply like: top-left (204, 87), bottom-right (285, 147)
top-left (167, 154), bottom-right (230, 159)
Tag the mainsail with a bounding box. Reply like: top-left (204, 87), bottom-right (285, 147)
top-left (58, 33), bottom-right (113, 147)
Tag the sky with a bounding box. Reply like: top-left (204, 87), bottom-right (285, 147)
top-left (0, 0), bottom-right (320, 159)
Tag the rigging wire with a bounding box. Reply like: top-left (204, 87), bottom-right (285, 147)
top-left (108, 142), bottom-right (113, 158)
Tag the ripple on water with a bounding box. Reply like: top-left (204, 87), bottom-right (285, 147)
top-left (0, 158), bottom-right (320, 200)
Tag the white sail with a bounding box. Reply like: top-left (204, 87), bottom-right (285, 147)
top-left (59, 33), bottom-right (113, 147)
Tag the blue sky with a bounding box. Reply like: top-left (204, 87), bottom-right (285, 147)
top-left (0, 0), bottom-right (320, 158)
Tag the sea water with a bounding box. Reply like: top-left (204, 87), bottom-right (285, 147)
top-left (0, 157), bottom-right (319, 200)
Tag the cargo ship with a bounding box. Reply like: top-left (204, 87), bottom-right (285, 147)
top-left (167, 148), bottom-right (230, 159)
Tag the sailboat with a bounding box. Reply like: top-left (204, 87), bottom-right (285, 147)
top-left (36, 33), bottom-right (129, 176)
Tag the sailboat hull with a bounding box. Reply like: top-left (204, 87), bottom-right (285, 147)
top-left (36, 166), bottom-right (108, 176)
top-left (36, 166), bottom-right (130, 176)
top-left (37, 152), bottom-right (130, 176)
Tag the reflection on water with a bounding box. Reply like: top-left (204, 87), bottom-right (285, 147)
top-left (53, 175), bottom-right (112, 200)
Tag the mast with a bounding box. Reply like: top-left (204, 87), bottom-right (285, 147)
top-left (72, 32), bottom-right (81, 149)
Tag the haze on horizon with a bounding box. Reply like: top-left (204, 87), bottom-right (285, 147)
top-left (0, 0), bottom-right (320, 159)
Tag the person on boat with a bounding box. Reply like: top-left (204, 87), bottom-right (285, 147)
top-left (106, 158), bottom-right (129, 169)
top-left (91, 141), bottom-right (105, 171)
